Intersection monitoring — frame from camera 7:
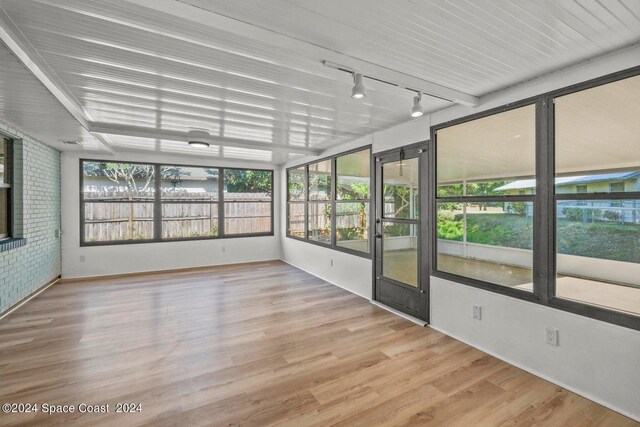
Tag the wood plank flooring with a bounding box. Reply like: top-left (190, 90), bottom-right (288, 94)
top-left (0, 260), bottom-right (635, 426)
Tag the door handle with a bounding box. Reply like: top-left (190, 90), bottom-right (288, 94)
top-left (375, 234), bottom-right (382, 239)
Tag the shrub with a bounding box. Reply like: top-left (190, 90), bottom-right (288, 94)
top-left (602, 210), bottom-right (621, 222)
top-left (562, 207), bottom-right (583, 222)
top-left (437, 212), bottom-right (463, 241)
top-left (337, 227), bottom-right (364, 241)
top-left (510, 202), bottom-right (527, 216)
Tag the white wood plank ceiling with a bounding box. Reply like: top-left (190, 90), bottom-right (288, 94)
top-left (0, 0), bottom-right (638, 164)
top-left (0, 41), bottom-right (104, 151)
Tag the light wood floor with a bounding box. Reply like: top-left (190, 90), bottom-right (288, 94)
top-left (0, 260), bottom-right (635, 426)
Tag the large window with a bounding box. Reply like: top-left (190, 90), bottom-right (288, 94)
top-left (161, 166), bottom-right (219, 239)
top-left (0, 138), bottom-right (11, 239)
top-left (81, 160), bottom-right (272, 245)
top-left (432, 68), bottom-right (640, 329)
top-left (435, 104), bottom-right (536, 291)
top-left (336, 149), bottom-right (370, 252)
top-left (554, 74), bottom-right (640, 317)
top-left (223, 169), bottom-right (273, 235)
top-left (286, 147), bottom-right (371, 257)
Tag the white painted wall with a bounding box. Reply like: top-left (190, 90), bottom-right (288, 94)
top-left (430, 276), bottom-right (640, 420)
top-left (279, 45), bottom-right (640, 419)
top-left (61, 151), bottom-right (281, 279)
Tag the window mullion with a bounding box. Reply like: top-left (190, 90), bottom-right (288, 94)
top-left (533, 96), bottom-right (554, 302)
top-left (219, 168), bottom-right (225, 237)
top-left (154, 164), bottom-right (162, 241)
top-left (305, 165), bottom-right (309, 239)
top-left (331, 156), bottom-right (337, 247)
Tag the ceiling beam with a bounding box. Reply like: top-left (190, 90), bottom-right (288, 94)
top-left (89, 123), bottom-right (322, 156)
top-left (122, 0), bottom-right (480, 107)
top-left (0, 5), bottom-right (115, 153)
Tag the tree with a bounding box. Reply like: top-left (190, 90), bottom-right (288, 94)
top-left (84, 162), bottom-right (156, 239)
top-left (287, 170), bottom-right (305, 199)
top-left (84, 162), bottom-right (199, 239)
top-left (466, 181), bottom-right (507, 211)
top-left (83, 162), bottom-right (155, 197)
top-left (224, 169), bottom-right (271, 194)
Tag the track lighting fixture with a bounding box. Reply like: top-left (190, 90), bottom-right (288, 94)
top-left (410, 93), bottom-right (424, 118)
top-left (351, 73), bottom-right (366, 99)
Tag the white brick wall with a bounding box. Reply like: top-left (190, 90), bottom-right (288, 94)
top-left (0, 121), bottom-right (61, 314)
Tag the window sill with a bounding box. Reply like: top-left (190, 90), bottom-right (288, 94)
top-left (0, 237), bottom-right (27, 253)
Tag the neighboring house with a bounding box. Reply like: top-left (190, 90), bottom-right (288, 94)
top-left (495, 171), bottom-right (640, 195)
top-left (495, 171), bottom-right (640, 224)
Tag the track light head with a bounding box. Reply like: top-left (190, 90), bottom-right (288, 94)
top-left (351, 73), bottom-right (366, 99)
top-left (410, 94), bottom-right (424, 118)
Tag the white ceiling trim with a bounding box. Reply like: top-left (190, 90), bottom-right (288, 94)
top-left (89, 122), bottom-right (322, 156)
top-left (122, 0), bottom-right (480, 107)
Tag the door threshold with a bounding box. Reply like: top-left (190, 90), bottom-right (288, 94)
top-left (370, 300), bottom-right (427, 327)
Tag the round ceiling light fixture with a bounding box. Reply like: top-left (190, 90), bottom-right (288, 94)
top-left (187, 129), bottom-right (211, 148)
top-left (188, 141), bottom-right (210, 148)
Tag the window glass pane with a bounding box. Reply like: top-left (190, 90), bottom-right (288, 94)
top-left (337, 149), bottom-right (370, 200)
top-left (288, 166), bottom-right (306, 201)
top-left (288, 203), bottom-right (305, 238)
top-left (436, 104), bottom-right (536, 196)
top-left (224, 169), bottom-right (272, 202)
top-left (437, 202), bottom-right (534, 289)
top-left (555, 75), bottom-right (640, 194)
top-left (223, 169), bottom-right (272, 235)
top-left (224, 202), bottom-right (271, 234)
top-left (336, 202), bottom-right (369, 253)
top-left (0, 188), bottom-right (8, 237)
top-left (84, 202), bottom-right (153, 242)
top-left (308, 202), bottom-right (331, 244)
top-left (437, 183), bottom-right (463, 198)
top-left (556, 199), bottom-right (640, 316)
top-left (309, 160), bottom-right (331, 201)
top-left (383, 158), bottom-right (419, 219)
top-left (83, 161), bottom-right (155, 201)
top-left (0, 139), bottom-right (8, 184)
top-left (162, 203), bottom-right (218, 239)
top-left (161, 166), bottom-right (218, 200)
top-left (382, 222), bottom-right (418, 287)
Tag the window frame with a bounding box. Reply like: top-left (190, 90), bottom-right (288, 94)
top-left (0, 137), bottom-right (12, 240)
top-left (431, 98), bottom-right (540, 303)
top-left (80, 159), bottom-right (274, 246)
top-left (286, 145), bottom-right (373, 259)
top-left (430, 65), bottom-right (640, 330)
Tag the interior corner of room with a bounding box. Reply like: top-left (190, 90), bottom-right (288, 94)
top-left (0, 1), bottom-right (639, 425)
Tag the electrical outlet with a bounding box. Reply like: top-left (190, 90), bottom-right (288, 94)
top-left (545, 327), bottom-right (559, 346)
top-left (221, 246), bottom-right (226, 253)
top-left (330, 259), bottom-right (334, 267)
top-left (79, 255), bottom-right (86, 263)
top-left (54, 229), bottom-right (61, 238)
top-left (472, 305), bottom-right (482, 320)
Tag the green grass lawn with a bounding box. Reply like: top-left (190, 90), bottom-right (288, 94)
top-left (438, 213), bottom-right (639, 263)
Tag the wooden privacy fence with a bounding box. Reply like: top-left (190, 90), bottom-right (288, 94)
top-left (84, 194), bottom-right (271, 241)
